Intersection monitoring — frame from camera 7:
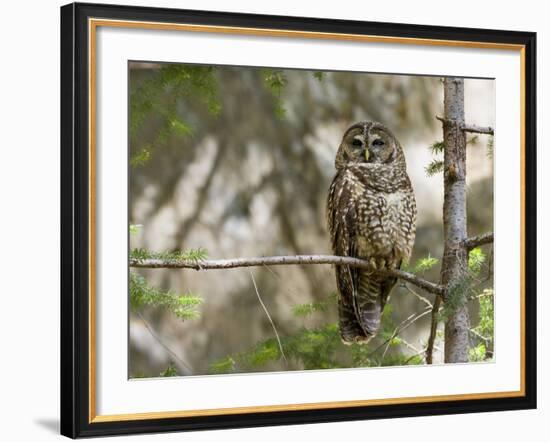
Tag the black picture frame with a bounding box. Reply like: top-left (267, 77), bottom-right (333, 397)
top-left (61, 2), bottom-right (537, 438)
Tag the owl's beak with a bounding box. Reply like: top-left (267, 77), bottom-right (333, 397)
top-left (364, 148), bottom-right (370, 162)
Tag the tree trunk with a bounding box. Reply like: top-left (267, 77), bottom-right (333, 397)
top-left (441, 78), bottom-right (470, 363)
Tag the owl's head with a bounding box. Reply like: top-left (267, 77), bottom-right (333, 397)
top-left (334, 121), bottom-right (405, 170)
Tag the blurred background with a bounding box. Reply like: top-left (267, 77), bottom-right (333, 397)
top-left (128, 62), bottom-right (494, 378)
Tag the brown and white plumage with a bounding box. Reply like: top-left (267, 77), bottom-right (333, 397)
top-left (327, 121), bottom-right (416, 344)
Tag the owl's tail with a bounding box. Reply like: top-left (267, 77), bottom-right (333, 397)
top-left (354, 271), bottom-right (396, 337)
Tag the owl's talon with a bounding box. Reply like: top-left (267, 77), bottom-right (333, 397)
top-left (369, 258), bottom-right (378, 271)
top-left (340, 335), bottom-right (373, 346)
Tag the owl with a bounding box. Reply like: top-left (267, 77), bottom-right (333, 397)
top-left (327, 121), bottom-right (417, 344)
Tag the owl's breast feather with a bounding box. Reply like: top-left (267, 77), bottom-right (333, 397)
top-left (386, 191), bottom-right (404, 205)
top-left (357, 190), bottom-right (411, 258)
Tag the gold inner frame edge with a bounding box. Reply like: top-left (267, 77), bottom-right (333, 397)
top-left (87, 18), bottom-right (527, 423)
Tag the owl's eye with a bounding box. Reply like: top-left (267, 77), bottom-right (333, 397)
top-left (372, 138), bottom-right (385, 147)
top-left (351, 139), bottom-right (363, 147)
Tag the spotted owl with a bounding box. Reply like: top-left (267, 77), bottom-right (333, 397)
top-left (327, 121), bottom-right (417, 344)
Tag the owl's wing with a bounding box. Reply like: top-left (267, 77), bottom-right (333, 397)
top-left (327, 174), bottom-right (359, 296)
top-left (331, 204), bottom-right (360, 301)
top-left (399, 189), bottom-right (417, 261)
top-left (327, 174), bottom-right (365, 341)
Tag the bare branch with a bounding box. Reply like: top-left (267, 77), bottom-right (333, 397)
top-left (461, 124), bottom-right (494, 135)
top-left (130, 254), bottom-right (445, 296)
top-left (403, 349), bottom-right (427, 365)
top-left (249, 270), bottom-right (287, 364)
top-left (135, 311), bottom-right (192, 375)
top-left (374, 307), bottom-right (432, 363)
top-left (469, 328), bottom-right (491, 343)
top-left (400, 338), bottom-right (423, 355)
top-left (462, 232), bottom-right (494, 250)
top-left (436, 116), bottom-right (494, 136)
top-left (426, 296), bottom-right (442, 365)
top-left (399, 283), bottom-right (433, 309)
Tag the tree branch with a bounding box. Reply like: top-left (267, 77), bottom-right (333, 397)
top-left (370, 307), bottom-right (432, 363)
top-left (135, 311), bottom-right (192, 375)
top-left (249, 270), bottom-right (287, 364)
top-left (399, 283), bottom-right (433, 309)
top-left (462, 232), bottom-right (494, 250)
top-left (130, 254), bottom-right (445, 296)
top-left (435, 116), bottom-right (494, 136)
top-left (426, 296), bottom-right (442, 365)
top-left (461, 124), bottom-right (494, 135)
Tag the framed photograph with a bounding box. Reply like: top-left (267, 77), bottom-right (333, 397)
top-left (60, 2), bottom-right (536, 438)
